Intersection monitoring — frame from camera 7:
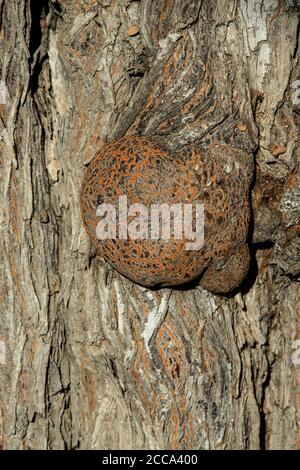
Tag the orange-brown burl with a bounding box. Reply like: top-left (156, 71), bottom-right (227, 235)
top-left (80, 135), bottom-right (253, 294)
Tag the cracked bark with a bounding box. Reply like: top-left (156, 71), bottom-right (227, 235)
top-left (0, 0), bottom-right (299, 450)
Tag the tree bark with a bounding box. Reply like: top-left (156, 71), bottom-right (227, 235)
top-left (0, 0), bottom-right (299, 450)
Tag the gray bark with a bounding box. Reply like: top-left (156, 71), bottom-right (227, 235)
top-left (0, 0), bottom-right (299, 450)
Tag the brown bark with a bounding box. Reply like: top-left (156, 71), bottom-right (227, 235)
top-left (0, 0), bottom-right (299, 450)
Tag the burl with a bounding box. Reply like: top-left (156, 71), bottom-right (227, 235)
top-left (80, 136), bottom-right (253, 294)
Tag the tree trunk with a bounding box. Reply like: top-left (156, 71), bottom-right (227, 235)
top-left (0, 0), bottom-right (299, 450)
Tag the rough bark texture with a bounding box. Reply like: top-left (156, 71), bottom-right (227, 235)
top-left (0, 0), bottom-right (299, 450)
